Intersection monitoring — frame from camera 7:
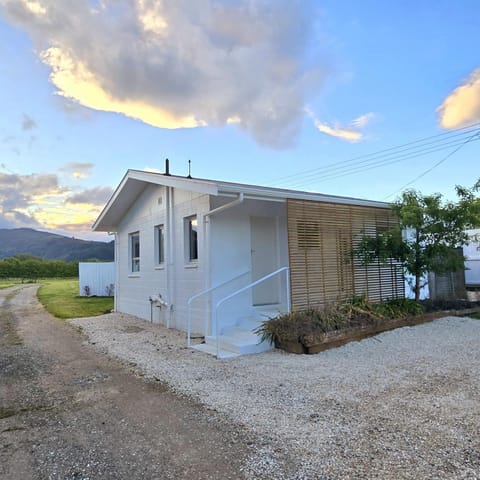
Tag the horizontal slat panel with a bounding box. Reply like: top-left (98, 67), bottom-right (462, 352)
top-left (287, 198), bottom-right (404, 309)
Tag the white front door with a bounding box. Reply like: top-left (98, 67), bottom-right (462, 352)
top-left (250, 216), bottom-right (279, 305)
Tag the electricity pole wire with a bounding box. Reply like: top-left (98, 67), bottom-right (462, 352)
top-left (265, 122), bottom-right (480, 189)
top-left (383, 129), bottom-right (480, 200)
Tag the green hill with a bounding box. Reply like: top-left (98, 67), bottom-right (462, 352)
top-left (0, 228), bottom-right (114, 262)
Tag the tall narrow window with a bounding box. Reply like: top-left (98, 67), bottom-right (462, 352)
top-left (155, 224), bottom-right (165, 265)
top-left (185, 215), bottom-right (198, 262)
top-left (129, 232), bottom-right (140, 272)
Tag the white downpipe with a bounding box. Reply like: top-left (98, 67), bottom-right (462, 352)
top-left (113, 232), bottom-right (119, 312)
top-left (204, 192), bottom-right (244, 218)
top-left (203, 214), bottom-right (210, 339)
top-left (164, 186), bottom-right (170, 327)
top-left (286, 267), bottom-right (291, 312)
top-left (168, 187), bottom-right (175, 328)
top-left (214, 266), bottom-right (290, 358)
top-left (164, 186), bottom-right (175, 329)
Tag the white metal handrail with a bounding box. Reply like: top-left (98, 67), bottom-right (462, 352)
top-left (186, 270), bottom-right (250, 347)
top-left (214, 266), bottom-right (290, 358)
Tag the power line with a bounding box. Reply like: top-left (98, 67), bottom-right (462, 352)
top-left (383, 129), bottom-right (480, 200)
top-left (285, 136), bottom-right (480, 189)
top-left (265, 122), bottom-right (480, 189)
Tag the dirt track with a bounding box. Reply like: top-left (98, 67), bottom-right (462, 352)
top-left (0, 285), bottom-right (251, 479)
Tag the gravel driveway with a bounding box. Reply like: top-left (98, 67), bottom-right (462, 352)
top-left (72, 310), bottom-right (480, 479)
top-left (1, 285), bottom-right (252, 480)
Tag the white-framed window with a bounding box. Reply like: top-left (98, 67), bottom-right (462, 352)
top-left (129, 231), bottom-right (140, 273)
top-left (184, 215), bottom-right (198, 263)
top-left (155, 224), bottom-right (165, 266)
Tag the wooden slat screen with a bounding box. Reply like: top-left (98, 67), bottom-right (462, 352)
top-left (287, 199), bottom-right (404, 309)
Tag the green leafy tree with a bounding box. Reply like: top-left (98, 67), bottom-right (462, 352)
top-left (0, 255), bottom-right (78, 280)
top-left (354, 181), bottom-right (480, 301)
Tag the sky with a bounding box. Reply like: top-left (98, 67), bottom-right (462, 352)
top-left (0, 0), bottom-right (479, 241)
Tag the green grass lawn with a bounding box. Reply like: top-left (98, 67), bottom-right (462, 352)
top-left (37, 278), bottom-right (114, 319)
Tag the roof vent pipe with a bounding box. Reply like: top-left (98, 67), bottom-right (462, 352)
top-left (164, 158), bottom-right (170, 176)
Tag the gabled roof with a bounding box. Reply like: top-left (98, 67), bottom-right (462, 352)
top-left (93, 169), bottom-right (390, 232)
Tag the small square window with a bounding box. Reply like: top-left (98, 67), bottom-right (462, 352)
top-left (184, 215), bottom-right (198, 262)
top-left (129, 232), bottom-right (140, 272)
top-left (155, 224), bottom-right (165, 265)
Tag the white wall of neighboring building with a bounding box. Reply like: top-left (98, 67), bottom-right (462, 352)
top-left (404, 273), bottom-right (429, 300)
top-left (465, 229), bottom-right (480, 286)
top-left (79, 262), bottom-right (115, 297)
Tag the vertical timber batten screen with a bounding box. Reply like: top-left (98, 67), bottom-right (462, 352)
top-left (287, 199), bottom-right (404, 309)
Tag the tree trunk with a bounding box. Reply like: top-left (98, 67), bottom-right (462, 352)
top-left (414, 273), bottom-right (421, 302)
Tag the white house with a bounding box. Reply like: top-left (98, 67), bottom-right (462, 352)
top-left (465, 229), bottom-right (480, 288)
top-left (93, 166), bottom-right (404, 357)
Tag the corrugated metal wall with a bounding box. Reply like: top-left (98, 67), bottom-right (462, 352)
top-left (287, 199), bottom-right (404, 309)
top-left (79, 262), bottom-right (115, 297)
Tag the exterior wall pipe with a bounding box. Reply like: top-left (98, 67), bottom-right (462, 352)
top-left (165, 185), bottom-right (173, 328)
top-left (168, 187), bottom-right (175, 328)
top-left (203, 192), bottom-right (244, 219)
top-left (112, 232), bottom-right (119, 312)
top-left (164, 186), bottom-right (170, 324)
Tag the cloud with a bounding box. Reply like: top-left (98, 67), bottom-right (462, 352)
top-left (0, 173), bottom-right (62, 209)
top-left (0, 210), bottom-right (42, 229)
top-left (307, 110), bottom-right (375, 143)
top-left (0, 172), bottom-right (110, 237)
top-left (437, 67), bottom-right (480, 129)
top-left (67, 186), bottom-right (113, 205)
top-left (22, 114), bottom-right (36, 130)
top-left (59, 162), bottom-right (94, 179)
top-left (314, 122), bottom-right (362, 142)
top-left (0, 172), bottom-right (64, 226)
top-left (0, 0), bottom-right (325, 148)
top-left (351, 112), bottom-right (375, 128)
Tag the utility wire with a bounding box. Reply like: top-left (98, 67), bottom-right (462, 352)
top-left (265, 122), bottom-right (480, 189)
top-left (383, 129), bottom-right (480, 200)
top-left (284, 136), bottom-right (480, 189)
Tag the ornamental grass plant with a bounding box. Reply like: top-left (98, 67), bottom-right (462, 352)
top-left (256, 296), bottom-right (424, 347)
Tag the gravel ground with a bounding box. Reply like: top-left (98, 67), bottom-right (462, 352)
top-left (70, 313), bottom-right (480, 479)
top-left (1, 286), bottom-right (253, 480)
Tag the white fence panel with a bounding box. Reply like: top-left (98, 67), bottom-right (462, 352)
top-left (79, 262), bottom-right (115, 297)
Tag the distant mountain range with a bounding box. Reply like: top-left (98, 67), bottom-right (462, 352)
top-left (0, 228), bottom-right (114, 262)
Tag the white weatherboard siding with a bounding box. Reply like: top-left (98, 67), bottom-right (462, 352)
top-left (171, 188), bottom-right (210, 332)
top-left (78, 262), bottom-right (115, 297)
top-left (115, 183), bottom-right (209, 331)
top-left (465, 229), bottom-right (480, 286)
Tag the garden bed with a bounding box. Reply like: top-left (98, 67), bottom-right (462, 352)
top-left (258, 298), bottom-right (480, 355)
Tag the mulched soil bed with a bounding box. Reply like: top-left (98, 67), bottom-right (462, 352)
top-left (276, 302), bottom-right (480, 355)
